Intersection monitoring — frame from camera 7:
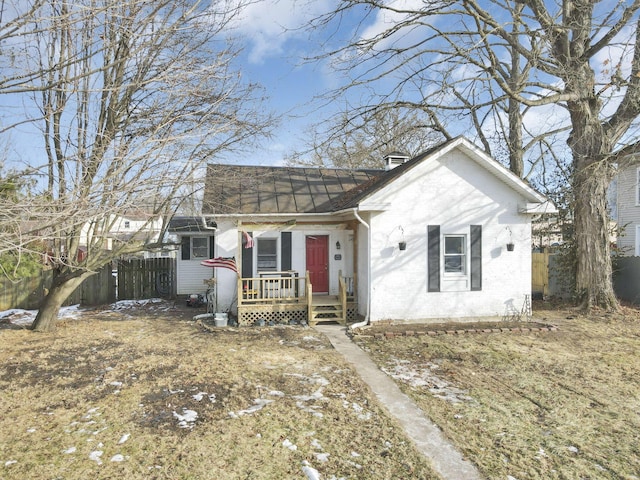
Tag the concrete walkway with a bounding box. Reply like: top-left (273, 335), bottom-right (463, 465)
top-left (315, 325), bottom-right (483, 480)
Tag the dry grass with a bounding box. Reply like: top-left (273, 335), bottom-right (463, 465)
top-left (0, 302), bottom-right (438, 480)
top-left (353, 303), bottom-right (640, 480)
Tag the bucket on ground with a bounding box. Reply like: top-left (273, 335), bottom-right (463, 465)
top-left (214, 313), bottom-right (228, 327)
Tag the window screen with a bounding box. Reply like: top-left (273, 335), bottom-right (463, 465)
top-left (444, 235), bottom-right (466, 273)
top-left (257, 238), bottom-right (277, 271)
top-left (191, 237), bottom-right (208, 259)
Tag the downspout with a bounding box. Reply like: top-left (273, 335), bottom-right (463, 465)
top-left (350, 207), bottom-right (370, 330)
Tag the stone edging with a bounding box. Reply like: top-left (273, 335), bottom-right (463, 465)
top-left (354, 325), bottom-right (558, 339)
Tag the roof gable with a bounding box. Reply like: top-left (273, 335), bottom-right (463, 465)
top-left (201, 137), bottom-right (554, 217)
top-left (334, 137), bottom-right (550, 211)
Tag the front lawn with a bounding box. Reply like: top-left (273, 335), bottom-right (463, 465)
top-left (0, 301), bottom-right (437, 479)
top-left (353, 305), bottom-right (640, 480)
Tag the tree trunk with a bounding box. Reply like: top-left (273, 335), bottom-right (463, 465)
top-left (573, 163), bottom-right (618, 310)
top-left (32, 272), bottom-right (92, 332)
top-left (568, 91), bottom-right (619, 311)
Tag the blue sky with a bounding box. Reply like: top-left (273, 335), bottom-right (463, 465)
top-left (227, 0), bottom-right (357, 165)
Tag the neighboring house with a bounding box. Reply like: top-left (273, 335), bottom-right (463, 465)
top-left (80, 212), bottom-right (172, 259)
top-left (532, 214), bottom-right (565, 249)
top-left (614, 163), bottom-right (640, 255)
top-left (168, 216), bottom-right (217, 294)
top-left (173, 137), bottom-right (555, 326)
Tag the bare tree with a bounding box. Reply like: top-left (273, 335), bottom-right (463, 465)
top-left (285, 106), bottom-right (441, 168)
top-left (0, 0), bottom-right (273, 331)
top-left (307, 0), bottom-right (640, 310)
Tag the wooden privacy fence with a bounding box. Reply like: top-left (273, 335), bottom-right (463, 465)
top-left (532, 251), bottom-right (551, 297)
top-left (116, 257), bottom-right (176, 300)
top-left (0, 264), bottom-right (115, 311)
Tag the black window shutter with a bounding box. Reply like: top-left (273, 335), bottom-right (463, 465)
top-left (241, 231), bottom-right (253, 278)
top-left (209, 235), bottom-right (215, 259)
top-left (427, 225), bottom-right (440, 292)
top-left (181, 236), bottom-right (190, 261)
top-left (470, 225), bottom-right (482, 291)
top-left (281, 232), bottom-right (292, 271)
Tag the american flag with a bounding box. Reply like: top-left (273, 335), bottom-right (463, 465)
top-left (242, 231), bottom-right (254, 249)
top-left (200, 257), bottom-right (238, 274)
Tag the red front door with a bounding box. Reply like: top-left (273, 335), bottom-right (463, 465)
top-left (306, 235), bottom-right (329, 293)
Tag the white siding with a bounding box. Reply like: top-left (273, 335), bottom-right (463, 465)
top-left (363, 149), bottom-right (533, 322)
top-left (616, 166), bottom-right (640, 256)
top-left (178, 221), bottom-right (357, 313)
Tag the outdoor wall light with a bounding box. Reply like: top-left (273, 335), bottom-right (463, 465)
top-left (399, 241), bottom-right (407, 251)
top-left (336, 241), bottom-right (341, 250)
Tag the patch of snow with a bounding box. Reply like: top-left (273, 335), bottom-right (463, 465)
top-left (63, 447), bottom-right (76, 454)
top-left (0, 308), bottom-right (37, 326)
top-left (229, 398), bottom-right (274, 418)
top-left (4, 460), bottom-right (17, 467)
top-left (110, 454), bottom-right (125, 462)
top-left (110, 381), bottom-right (123, 387)
top-left (302, 464), bottom-right (320, 480)
top-left (296, 401), bottom-right (324, 418)
top-left (350, 402), bottom-right (371, 420)
top-left (383, 359), bottom-right (474, 404)
top-left (351, 451), bottom-right (361, 457)
top-left (192, 392), bottom-right (207, 402)
top-left (283, 439), bottom-right (297, 451)
top-left (315, 452), bottom-right (330, 463)
top-left (173, 409), bottom-right (198, 429)
top-left (58, 304), bottom-right (82, 319)
top-left (89, 450), bottom-right (103, 464)
top-left (567, 446), bottom-right (579, 453)
top-left (118, 434), bottom-right (130, 444)
top-left (311, 438), bottom-right (322, 450)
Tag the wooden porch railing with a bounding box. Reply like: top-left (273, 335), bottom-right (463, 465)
top-left (237, 271), bottom-right (307, 305)
top-left (339, 270), bottom-right (356, 299)
top-left (236, 271), bottom-right (354, 313)
top-left (338, 276), bottom-right (347, 321)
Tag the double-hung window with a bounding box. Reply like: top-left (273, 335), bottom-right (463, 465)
top-left (257, 238), bottom-right (278, 271)
top-left (191, 237), bottom-right (209, 259)
top-left (428, 225), bottom-right (482, 292)
top-left (443, 235), bottom-right (466, 274)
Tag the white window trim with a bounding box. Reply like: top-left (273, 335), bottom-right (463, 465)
top-left (443, 234), bottom-right (468, 277)
top-left (636, 167), bottom-right (640, 206)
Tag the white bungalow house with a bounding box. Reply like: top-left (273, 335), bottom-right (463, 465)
top-left (172, 137), bottom-right (555, 326)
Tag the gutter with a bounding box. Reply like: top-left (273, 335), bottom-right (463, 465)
top-left (350, 207), bottom-right (370, 330)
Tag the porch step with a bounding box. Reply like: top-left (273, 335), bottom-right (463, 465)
top-left (309, 296), bottom-right (345, 326)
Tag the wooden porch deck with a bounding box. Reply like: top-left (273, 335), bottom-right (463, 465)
top-left (235, 272), bottom-right (356, 326)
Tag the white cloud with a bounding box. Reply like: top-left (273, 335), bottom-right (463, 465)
top-left (231, 0), bottom-right (331, 64)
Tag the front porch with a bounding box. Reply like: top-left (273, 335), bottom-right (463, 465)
top-left (236, 271), bottom-right (357, 326)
